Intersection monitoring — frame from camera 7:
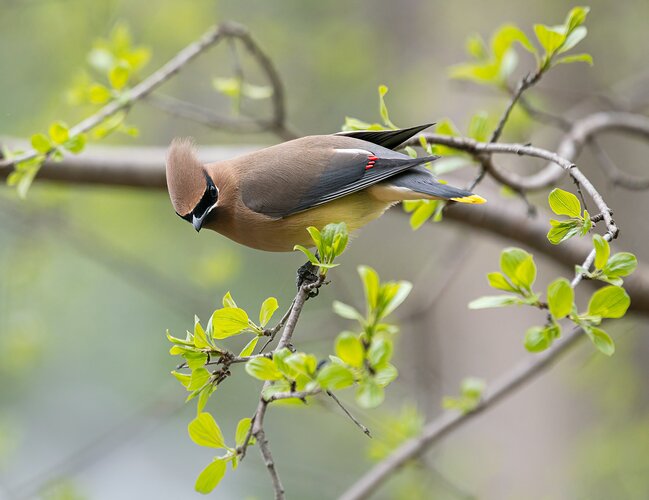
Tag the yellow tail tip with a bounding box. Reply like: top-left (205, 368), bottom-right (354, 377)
top-left (451, 194), bottom-right (487, 204)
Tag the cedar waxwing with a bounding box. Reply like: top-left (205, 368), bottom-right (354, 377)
top-left (166, 124), bottom-right (485, 252)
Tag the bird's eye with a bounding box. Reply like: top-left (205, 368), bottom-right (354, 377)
top-left (209, 184), bottom-right (218, 199)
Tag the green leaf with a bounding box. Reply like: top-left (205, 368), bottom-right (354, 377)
top-left (547, 219), bottom-right (582, 245)
top-left (381, 281), bottom-right (413, 318)
top-left (48, 121), bottom-right (69, 145)
top-left (284, 352), bottom-right (317, 378)
top-left (193, 318), bottom-right (210, 349)
top-left (492, 24), bottom-right (538, 57)
top-left (188, 412), bottom-right (225, 448)
top-left (316, 363), bottom-right (355, 390)
top-left (524, 326), bottom-right (553, 352)
top-left (358, 265), bottom-right (380, 311)
top-left (368, 337), bottom-right (392, 367)
top-left (197, 384), bottom-right (216, 414)
top-left (559, 26), bottom-right (587, 54)
top-left (342, 116), bottom-right (383, 132)
top-left (593, 234), bottom-right (610, 270)
top-left (356, 380), bottom-right (384, 409)
top-left (238, 336), bottom-right (259, 357)
top-left (211, 307), bottom-right (250, 339)
top-left (241, 82), bottom-right (273, 100)
top-left (195, 459), bottom-right (226, 494)
top-left (171, 370), bottom-right (191, 388)
top-left (185, 351), bottom-right (208, 370)
top-left (584, 326), bottom-right (615, 356)
top-left (272, 348), bottom-right (295, 378)
top-left (408, 200), bottom-right (438, 230)
top-left (332, 301), bottom-right (364, 322)
top-left (588, 286), bottom-right (630, 319)
top-left (188, 367), bottom-right (211, 391)
top-left (245, 357), bottom-right (283, 381)
top-left (88, 83), bottom-right (112, 104)
top-left (374, 363), bottom-right (398, 387)
top-left (534, 24), bottom-right (566, 56)
top-left (109, 62), bottom-right (130, 90)
top-left (555, 53), bottom-right (593, 66)
top-left (222, 291), bottom-right (237, 308)
top-left (487, 272), bottom-right (517, 292)
top-left (466, 34), bottom-right (488, 59)
top-left (603, 253), bottom-right (637, 278)
top-left (213, 77), bottom-right (241, 98)
top-left (461, 377), bottom-right (485, 399)
top-left (499, 247), bottom-right (535, 290)
top-left (306, 226), bottom-right (322, 249)
top-left (63, 133), bottom-right (87, 154)
top-left (259, 297), bottom-right (278, 327)
top-left (515, 255), bottom-right (537, 290)
top-left (31, 133), bottom-right (52, 153)
top-left (548, 188), bottom-right (581, 217)
top-left (547, 277), bottom-right (573, 319)
top-left (293, 245), bottom-right (319, 265)
top-left (235, 417), bottom-right (252, 448)
top-left (468, 295), bottom-right (522, 309)
top-left (565, 6), bottom-right (590, 32)
top-left (335, 332), bottom-right (364, 368)
top-left (448, 61), bottom-right (501, 85)
top-left (378, 84), bottom-right (396, 129)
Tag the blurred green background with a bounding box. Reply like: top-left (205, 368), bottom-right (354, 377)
top-left (1, 0), bottom-right (649, 498)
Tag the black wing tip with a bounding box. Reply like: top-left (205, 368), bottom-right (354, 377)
top-left (335, 123), bottom-right (435, 135)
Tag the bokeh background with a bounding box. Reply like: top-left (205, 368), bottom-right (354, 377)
top-left (1, 0), bottom-right (649, 498)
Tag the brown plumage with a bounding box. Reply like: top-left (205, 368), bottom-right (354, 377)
top-left (166, 126), bottom-right (485, 252)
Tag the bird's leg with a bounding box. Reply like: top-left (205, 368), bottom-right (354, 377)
top-left (296, 251), bottom-right (320, 297)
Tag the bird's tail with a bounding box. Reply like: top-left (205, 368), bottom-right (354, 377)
top-left (381, 170), bottom-right (486, 204)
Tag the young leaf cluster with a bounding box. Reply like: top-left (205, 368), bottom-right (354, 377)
top-left (6, 23), bottom-right (147, 198)
top-left (188, 413), bottom-right (253, 493)
top-left (293, 222), bottom-right (349, 275)
top-left (168, 291), bottom-right (280, 413)
top-left (468, 247), bottom-right (540, 309)
top-left (450, 6), bottom-right (592, 88)
top-left (578, 235), bottom-right (637, 285)
top-left (470, 246), bottom-right (633, 356)
top-left (5, 122), bottom-right (86, 198)
top-left (242, 266), bottom-right (411, 410)
top-left (330, 266), bottom-right (412, 408)
top-left (246, 347), bottom-right (324, 402)
top-left (547, 188), bottom-right (593, 244)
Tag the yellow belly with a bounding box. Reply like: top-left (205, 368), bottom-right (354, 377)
top-left (222, 190), bottom-right (393, 252)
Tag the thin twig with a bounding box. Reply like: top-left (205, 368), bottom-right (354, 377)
top-left (326, 391), bottom-right (372, 438)
top-left (490, 72), bottom-right (541, 143)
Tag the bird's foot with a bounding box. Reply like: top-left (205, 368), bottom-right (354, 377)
top-left (296, 261), bottom-right (320, 298)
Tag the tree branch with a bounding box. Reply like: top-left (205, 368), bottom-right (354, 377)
top-left (242, 275), bottom-right (325, 500)
top-left (339, 325), bottom-right (583, 500)
top-left (2, 142), bottom-right (648, 313)
top-left (415, 112), bottom-right (649, 193)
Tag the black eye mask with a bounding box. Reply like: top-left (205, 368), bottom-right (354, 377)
top-left (177, 171), bottom-right (218, 222)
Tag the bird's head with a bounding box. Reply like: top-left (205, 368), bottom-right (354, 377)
top-left (166, 137), bottom-right (219, 232)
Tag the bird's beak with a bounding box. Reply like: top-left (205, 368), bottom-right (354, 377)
top-left (192, 214), bottom-right (203, 232)
top-left (192, 204), bottom-right (216, 233)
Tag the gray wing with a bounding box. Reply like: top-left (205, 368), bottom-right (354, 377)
top-left (241, 139), bottom-right (437, 218)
